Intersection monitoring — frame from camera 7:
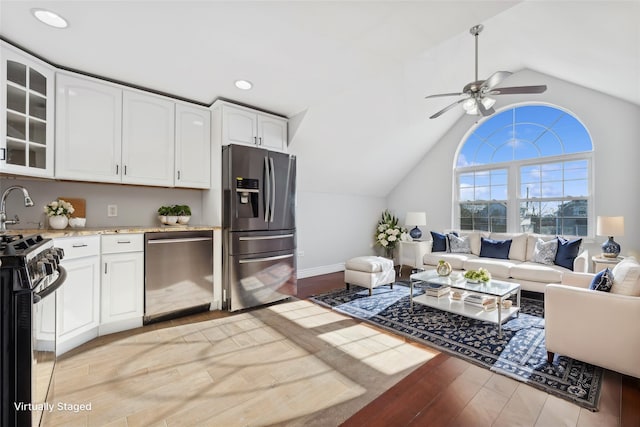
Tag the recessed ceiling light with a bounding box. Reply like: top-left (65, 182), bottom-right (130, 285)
top-left (234, 80), bottom-right (253, 90)
top-left (31, 9), bottom-right (68, 29)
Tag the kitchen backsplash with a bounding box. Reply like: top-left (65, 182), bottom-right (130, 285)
top-left (0, 177), bottom-right (206, 229)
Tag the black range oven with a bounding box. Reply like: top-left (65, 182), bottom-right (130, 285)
top-left (0, 234), bottom-right (66, 427)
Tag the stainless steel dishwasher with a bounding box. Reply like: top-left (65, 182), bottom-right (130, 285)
top-left (144, 230), bottom-right (213, 323)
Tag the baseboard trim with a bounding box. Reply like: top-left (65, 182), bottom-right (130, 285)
top-left (298, 263), bottom-right (345, 279)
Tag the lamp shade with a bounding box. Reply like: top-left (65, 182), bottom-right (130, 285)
top-left (596, 216), bottom-right (624, 236)
top-left (405, 212), bottom-right (426, 226)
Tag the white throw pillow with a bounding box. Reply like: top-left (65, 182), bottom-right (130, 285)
top-left (532, 238), bottom-right (558, 265)
top-left (611, 257), bottom-right (640, 296)
top-left (447, 234), bottom-right (471, 254)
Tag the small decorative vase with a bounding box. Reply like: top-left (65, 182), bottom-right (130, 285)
top-left (48, 215), bottom-right (68, 230)
top-left (384, 247), bottom-right (394, 260)
top-left (436, 260), bottom-right (452, 277)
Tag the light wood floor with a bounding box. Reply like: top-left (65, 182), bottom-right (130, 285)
top-left (44, 272), bottom-right (640, 426)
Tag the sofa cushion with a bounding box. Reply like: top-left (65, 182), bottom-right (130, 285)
top-left (479, 237), bottom-right (512, 259)
top-left (555, 237), bottom-right (582, 271)
top-left (611, 257), bottom-right (640, 296)
top-left (532, 238), bottom-right (558, 265)
top-left (463, 258), bottom-right (518, 278)
top-left (490, 232), bottom-right (527, 261)
top-left (430, 231), bottom-right (448, 252)
top-left (448, 233), bottom-right (471, 254)
top-left (459, 231), bottom-right (487, 255)
top-left (589, 268), bottom-right (614, 292)
top-left (423, 252), bottom-right (474, 270)
top-left (509, 262), bottom-right (564, 283)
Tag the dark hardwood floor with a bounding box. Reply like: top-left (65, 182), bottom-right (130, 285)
top-left (297, 271), bottom-right (640, 427)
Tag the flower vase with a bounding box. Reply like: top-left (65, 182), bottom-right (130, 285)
top-left (384, 247), bottom-right (394, 260)
top-left (436, 260), bottom-right (452, 277)
top-left (49, 215), bottom-right (68, 230)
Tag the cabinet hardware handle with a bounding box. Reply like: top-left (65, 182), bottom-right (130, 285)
top-left (177, 170), bottom-right (181, 180)
top-left (124, 165), bottom-right (127, 175)
top-left (254, 136), bottom-right (257, 145)
top-left (0, 148), bottom-right (5, 160)
top-left (104, 263), bottom-right (108, 274)
top-left (116, 164), bottom-right (119, 175)
top-left (259, 137), bottom-right (263, 145)
top-left (72, 244), bottom-right (88, 248)
top-left (117, 240), bottom-right (131, 244)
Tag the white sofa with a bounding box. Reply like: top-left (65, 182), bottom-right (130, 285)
top-left (415, 231), bottom-right (589, 293)
top-left (545, 258), bottom-right (640, 378)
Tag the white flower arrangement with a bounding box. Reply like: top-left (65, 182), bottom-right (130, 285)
top-left (44, 199), bottom-right (75, 217)
top-left (374, 210), bottom-right (409, 252)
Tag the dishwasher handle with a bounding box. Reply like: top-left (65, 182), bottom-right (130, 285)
top-left (147, 237), bottom-right (213, 244)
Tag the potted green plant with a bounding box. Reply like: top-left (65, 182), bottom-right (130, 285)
top-left (176, 205), bottom-right (191, 225)
top-left (157, 205), bottom-right (176, 225)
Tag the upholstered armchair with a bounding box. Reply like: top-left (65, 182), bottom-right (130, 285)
top-left (545, 267), bottom-right (640, 379)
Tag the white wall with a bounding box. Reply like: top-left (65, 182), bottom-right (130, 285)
top-left (296, 190), bottom-right (386, 278)
top-left (388, 69), bottom-right (640, 261)
top-left (0, 177), bottom-right (204, 229)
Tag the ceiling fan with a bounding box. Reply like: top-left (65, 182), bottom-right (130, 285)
top-left (425, 24), bottom-right (547, 119)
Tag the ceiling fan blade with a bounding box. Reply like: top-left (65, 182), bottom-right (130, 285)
top-left (429, 98), bottom-right (467, 119)
top-left (491, 85), bottom-right (547, 95)
top-left (481, 71), bottom-right (512, 90)
top-left (425, 92), bottom-right (464, 99)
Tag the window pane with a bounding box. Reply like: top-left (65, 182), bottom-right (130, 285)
top-left (491, 185), bottom-right (507, 200)
top-left (457, 105), bottom-right (592, 235)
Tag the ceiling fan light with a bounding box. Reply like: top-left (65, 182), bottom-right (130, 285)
top-left (481, 96), bottom-right (496, 109)
top-left (462, 98), bottom-right (478, 115)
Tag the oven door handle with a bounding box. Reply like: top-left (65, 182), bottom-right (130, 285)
top-left (35, 266), bottom-right (67, 301)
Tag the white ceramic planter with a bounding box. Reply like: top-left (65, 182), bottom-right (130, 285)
top-left (49, 215), bottom-right (68, 229)
top-left (178, 215), bottom-right (191, 225)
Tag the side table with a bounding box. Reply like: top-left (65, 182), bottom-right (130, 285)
top-left (398, 240), bottom-right (430, 276)
top-left (592, 255), bottom-right (623, 273)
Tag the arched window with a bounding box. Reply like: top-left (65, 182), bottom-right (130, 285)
top-left (455, 105), bottom-right (593, 236)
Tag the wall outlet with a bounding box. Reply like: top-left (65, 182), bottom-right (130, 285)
top-left (107, 204), bottom-right (118, 217)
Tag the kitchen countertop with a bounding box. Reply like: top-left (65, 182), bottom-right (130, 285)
top-left (2, 225), bottom-right (221, 239)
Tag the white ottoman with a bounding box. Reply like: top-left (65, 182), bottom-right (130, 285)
top-left (344, 256), bottom-right (396, 296)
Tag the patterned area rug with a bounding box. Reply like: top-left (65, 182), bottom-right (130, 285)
top-left (310, 282), bottom-right (603, 411)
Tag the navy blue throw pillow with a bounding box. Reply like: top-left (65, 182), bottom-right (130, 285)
top-left (555, 237), bottom-right (582, 271)
top-left (589, 268), bottom-right (614, 292)
top-left (479, 237), bottom-right (512, 259)
top-left (430, 231), bottom-right (448, 252)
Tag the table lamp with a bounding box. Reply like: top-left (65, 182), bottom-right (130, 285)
top-left (596, 216), bottom-right (624, 258)
top-left (405, 212), bottom-right (426, 240)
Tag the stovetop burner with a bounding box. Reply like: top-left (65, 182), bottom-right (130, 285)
top-left (0, 233), bottom-right (23, 252)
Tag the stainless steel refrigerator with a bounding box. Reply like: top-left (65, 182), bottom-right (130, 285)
top-left (222, 144), bottom-right (297, 311)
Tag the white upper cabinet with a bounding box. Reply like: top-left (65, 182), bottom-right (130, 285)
top-left (56, 73), bottom-right (122, 182)
top-left (258, 115), bottom-right (288, 151)
top-left (122, 91), bottom-right (174, 186)
top-left (56, 71), bottom-right (208, 188)
top-left (175, 103), bottom-right (211, 188)
top-left (1, 42), bottom-right (55, 177)
top-left (218, 102), bottom-right (287, 151)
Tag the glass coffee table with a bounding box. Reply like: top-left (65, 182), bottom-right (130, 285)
top-left (409, 270), bottom-right (521, 337)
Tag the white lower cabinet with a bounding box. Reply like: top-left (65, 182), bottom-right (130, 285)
top-left (54, 235), bottom-right (101, 356)
top-left (100, 234), bottom-right (144, 335)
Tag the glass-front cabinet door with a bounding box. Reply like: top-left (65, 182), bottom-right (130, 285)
top-left (1, 43), bottom-right (54, 177)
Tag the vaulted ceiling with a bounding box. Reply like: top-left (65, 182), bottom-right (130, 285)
top-left (1, 1), bottom-right (638, 197)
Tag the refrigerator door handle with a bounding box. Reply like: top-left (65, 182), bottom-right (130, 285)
top-left (269, 157), bottom-right (276, 222)
top-left (264, 156), bottom-right (271, 222)
top-left (238, 254), bottom-right (294, 264)
top-left (239, 234), bottom-right (294, 241)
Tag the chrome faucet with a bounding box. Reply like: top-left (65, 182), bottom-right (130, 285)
top-left (0, 185), bottom-right (34, 231)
